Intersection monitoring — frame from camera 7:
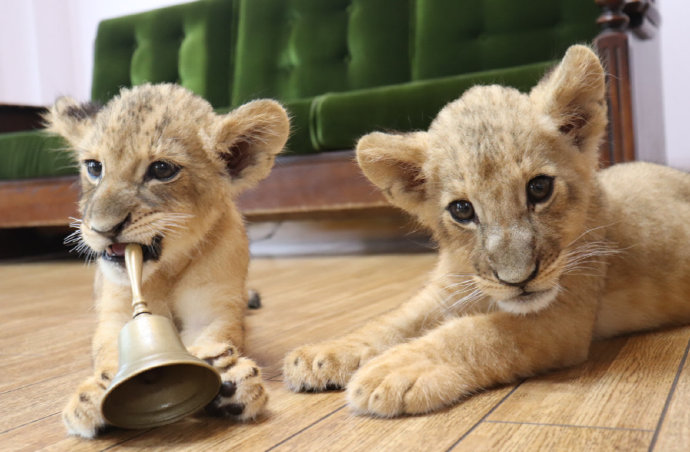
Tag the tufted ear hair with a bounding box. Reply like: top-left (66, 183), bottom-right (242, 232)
top-left (207, 99), bottom-right (290, 191)
top-left (530, 45), bottom-right (607, 156)
top-left (356, 131), bottom-right (429, 213)
top-left (44, 97), bottom-right (101, 149)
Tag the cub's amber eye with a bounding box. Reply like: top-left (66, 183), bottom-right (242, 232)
top-left (84, 160), bottom-right (102, 179)
top-left (527, 175), bottom-right (554, 204)
top-left (147, 161), bottom-right (180, 181)
top-left (447, 200), bottom-right (475, 223)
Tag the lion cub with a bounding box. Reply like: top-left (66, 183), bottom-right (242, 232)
top-left (47, 83), bottom-right (289, 437)
top-left (284, 45), bottom-right (690, 417)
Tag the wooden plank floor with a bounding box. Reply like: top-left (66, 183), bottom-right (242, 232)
top-left (1, 254), bottom-right (689, 451)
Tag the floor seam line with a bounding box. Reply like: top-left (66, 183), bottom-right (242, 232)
top-left (0, 369), bottom-right (85, 396)
top-left (0, 412), bottom-right (59, 435)
top-left (99, 429), bottom-right (153, 451)
top-left (264, 403), bottom-right (347, 451)
top-left (484, 419), bottom-right (654, 433)
top-left (445, 381), bottom-right (524, 452)
top-left (648, 336), bottom-right (690, 452)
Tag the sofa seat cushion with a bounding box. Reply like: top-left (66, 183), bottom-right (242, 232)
top-left (310, 61), bottom-right (553, 150)
top-left (0, 131), bottom-right (75, 180)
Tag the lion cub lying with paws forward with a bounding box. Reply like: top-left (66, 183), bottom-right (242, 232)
top-left (47, 84), bottom-right (289, 437)
top-left (284, 45), bottom-right (690, 416)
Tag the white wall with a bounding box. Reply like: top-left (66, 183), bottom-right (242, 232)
top-left (658, 1), bottom-right (690, 170)
top-left (0, 0), bottom-right (688, 169)
top-left (0, 0), bottom-right (188, 105)
top-left (0, 1), bottom-right (73, 105)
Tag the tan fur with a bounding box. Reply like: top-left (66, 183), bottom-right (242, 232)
top-left (283, 46), bottom-right (690, 417)
top-left (46, 83), bottom-right (289, 437)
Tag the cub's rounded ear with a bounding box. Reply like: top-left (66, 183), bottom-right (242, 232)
top-left (207, 99), bottom-right (290, 191)
top-left (43, 97), bottom-right (101, 147)
top-left (530, 45), bottom-right (607, 156)
top-left (356, 131), bottom-right (429, 213)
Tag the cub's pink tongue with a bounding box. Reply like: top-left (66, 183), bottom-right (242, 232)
top-left (109, 243), bottom-right (128, 257)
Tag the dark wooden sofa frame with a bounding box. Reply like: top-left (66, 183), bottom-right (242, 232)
top-left (0, 0), bottom-right (662, 228)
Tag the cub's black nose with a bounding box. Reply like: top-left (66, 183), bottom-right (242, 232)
top-left (91, 214), bottom-right (131, 239)
top-left (493, 261), bottom-right (540, 288)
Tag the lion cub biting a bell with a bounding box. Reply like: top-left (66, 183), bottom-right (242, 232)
top-left (47, 83), bottom-right (289, 437)
top-left (284, 45), bottom-right (690, 417)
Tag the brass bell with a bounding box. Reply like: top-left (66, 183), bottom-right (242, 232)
top-left (100, 244), bottom-right (221, 429)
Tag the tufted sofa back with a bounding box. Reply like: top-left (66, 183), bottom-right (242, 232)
top-left (90, 0), bottom-right (598, 153)
top-left (230, 0), bottom-right (413, 106)
top-left (92, 0), bottom-right (598, 107)
top-left (92, 0), bottom-right (237, 107)
top-left (412, 0), bottom-right (599, 80)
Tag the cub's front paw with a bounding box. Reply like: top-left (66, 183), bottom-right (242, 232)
top-left (283, 340), bottom-right (376, 392)
top-left (346, 346), bottom-right (463, 417)
top-left (205, 357), bottom-right (267, 421)
top-left (63, 374), bottom-right (111, 438)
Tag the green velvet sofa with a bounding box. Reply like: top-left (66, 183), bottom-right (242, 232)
top-left (92, 0), bottom-right (599, 155)
top-left (0, 0), bottom-right (661, 226)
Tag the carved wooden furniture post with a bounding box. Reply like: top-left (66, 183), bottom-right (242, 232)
top-left (595, 0), bottom-right (634, 165)
top-left (595, 0), bottom-right (663, 165)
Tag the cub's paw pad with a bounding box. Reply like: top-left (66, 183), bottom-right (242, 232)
top-left (300, 382), bottom-right (343, 393)
top-left (205, 357), bottom-right (267, 421)
top-left (205, 382), bottom-right (245, 417)
top-left (63, 377), bottom-right (107, 438)
top-left (247, 289), bottom-right (262, 309)
top-left (205, 381), bottom-right (243, 416)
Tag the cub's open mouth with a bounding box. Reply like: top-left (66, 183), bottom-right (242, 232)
top-left (102, 236), bottom-right (163, 263)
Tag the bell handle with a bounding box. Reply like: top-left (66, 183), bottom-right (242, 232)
top-left (124, 243), bottom-right (151, 317)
